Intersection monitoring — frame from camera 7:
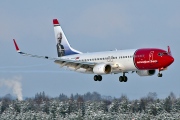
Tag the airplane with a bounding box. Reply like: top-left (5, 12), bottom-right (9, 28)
top-left (13, 19), bottom-right (174, 82)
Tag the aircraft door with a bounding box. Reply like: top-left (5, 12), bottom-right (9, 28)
top-left (107, 56), bottom-right (113, 62)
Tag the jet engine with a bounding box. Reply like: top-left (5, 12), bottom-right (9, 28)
top-left (136, 70), bottom-right (155, 76)
top-left (93, 63), bottom-right (111, 74)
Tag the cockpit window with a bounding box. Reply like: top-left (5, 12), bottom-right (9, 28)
top-left (158, 52), bottom-right (168, 56)
top-left (163, 52), bottom-right (168, 55)
top-left (158, 53), bottom-right (162, 56)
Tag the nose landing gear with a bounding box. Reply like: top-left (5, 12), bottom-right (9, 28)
top-left (158, 69), bottom-right (163, 77)
top-left (158, 73), bottom-right (163, 77)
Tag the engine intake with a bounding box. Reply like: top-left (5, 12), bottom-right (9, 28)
top-left (136, 70), bottom-right (155, 76)
top-left (93, 64), bottom-right (111, 74)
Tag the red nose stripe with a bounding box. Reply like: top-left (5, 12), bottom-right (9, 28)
top-left (134, 48), bottom-right (164, 70)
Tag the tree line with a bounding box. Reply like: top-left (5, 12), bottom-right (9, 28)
top-left (0, 92), bottom-right (179, 119)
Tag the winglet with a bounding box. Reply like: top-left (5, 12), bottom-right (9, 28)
top-left (167, 46), bottom-right (172, 56)
top-left (13, 39), bottom-right (20, 52)
top-left (53, 19), bottom-right (60, 26)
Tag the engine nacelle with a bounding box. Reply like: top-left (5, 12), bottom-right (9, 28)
top-left (136, 70), bottom-right (155, 76)
top-left (93, 63), bottom-right (111, 74)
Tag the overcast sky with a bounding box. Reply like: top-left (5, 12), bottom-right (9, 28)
top-left (0, 1), bottom-right (179, 99)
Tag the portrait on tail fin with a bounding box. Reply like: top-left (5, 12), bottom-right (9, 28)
top-left (56, 32), bottom-right (65, 57)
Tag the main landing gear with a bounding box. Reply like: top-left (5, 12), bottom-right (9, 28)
top-left (119, 72), bottom-right (128, 82)
top-left (94, 75), bottom-right (102, 81)
top-left (94, 73), bottom-right (128, 82)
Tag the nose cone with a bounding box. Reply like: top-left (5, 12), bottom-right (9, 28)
top-left (167, 55), bottom-right (174, 66)
top-left (170, 56), bottom-right (174, 63)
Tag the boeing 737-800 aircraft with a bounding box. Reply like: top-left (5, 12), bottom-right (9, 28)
top-left (13, 19), bottom-right (174, 82)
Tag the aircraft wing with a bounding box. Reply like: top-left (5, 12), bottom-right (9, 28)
top-left (13, 39), bottom-right (57, 60)
top-left (13, 39), bottom-right (96, 70)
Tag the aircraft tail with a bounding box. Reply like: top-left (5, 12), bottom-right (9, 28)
top-left (53, 19), bottom-right (82, 57)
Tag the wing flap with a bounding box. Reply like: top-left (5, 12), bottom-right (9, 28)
top-left (54, 59), bottom-right (96, 69)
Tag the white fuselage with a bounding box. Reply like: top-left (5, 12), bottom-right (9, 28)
top-left (60, 49), bottom-right (138, 74)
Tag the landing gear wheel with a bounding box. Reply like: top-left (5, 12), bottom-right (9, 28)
top-left (94, 75), bottom-right (102, 81)
top-left (98, 75), bottom-right (102, 81)
top-left (119, 72), bottom-right (128, 82)
top-left (94, 75), bottom-right (98, 81)
top-left (124, 76), bottom-right (128, 82)
top-left (158, 73), bottom-right (163, 77)
top-left (119, 76), bottom-right (123, 82)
